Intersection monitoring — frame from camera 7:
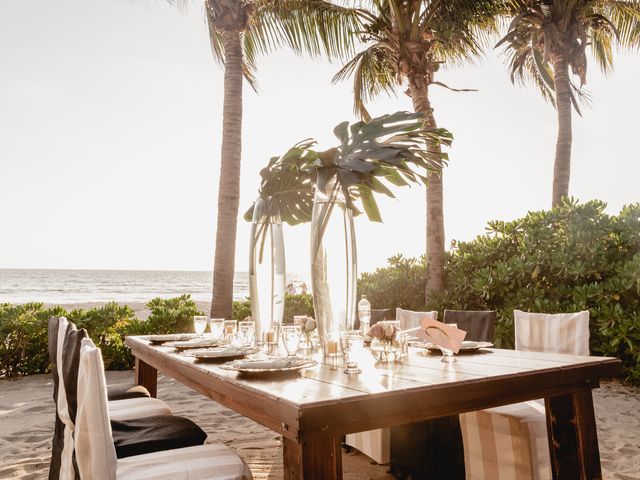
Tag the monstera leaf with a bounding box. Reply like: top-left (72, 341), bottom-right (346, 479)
top-left (245, 111), bottom-right (452, 226)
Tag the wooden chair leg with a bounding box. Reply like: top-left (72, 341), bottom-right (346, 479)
top-left (545, 384), bottom-right (602, 480)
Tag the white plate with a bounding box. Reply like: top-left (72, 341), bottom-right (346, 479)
top-left (144, 334), bottom-right (195, 345)
top-left (186, 347), bottom-right (257, 362)
top-left (220, 357), bottom-right (316, 375)
top-left (166, 339), bottom-right (222, 351)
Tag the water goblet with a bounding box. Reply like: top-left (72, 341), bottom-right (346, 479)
top-left (441, 323), bottom-right (457, 363)
top-left (340, 330), bottom-right (363, 374)
top-left (223, 320), bottom-right (237, 342)
top-left (209, 318), bottom-right (224, 341)
top-left (193, 315), bottom-right (208, 338)
top-left (281, 325), bottom-right (301, 357)
top-left (238, 320), bottom-right (256, 347)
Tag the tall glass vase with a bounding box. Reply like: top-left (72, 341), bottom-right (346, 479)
top-left (249, 198), bottom-right (286, 348)
top-left (310, 168), bottom-right (357, 356)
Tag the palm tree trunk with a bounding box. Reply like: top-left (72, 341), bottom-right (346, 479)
top-left (552, 53), bottom-right (572, 207)
top-left (211, 29), bottom-right (243, 318)
top-left (408, 80), bottom-right (445, 303)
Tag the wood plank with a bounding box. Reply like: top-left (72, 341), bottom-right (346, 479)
top-left (546, 385), bottom-right (602, 479)
top-left (283, 436), bottom-right (342, 480)
top-left (134, 357), bottom-right (157, 397)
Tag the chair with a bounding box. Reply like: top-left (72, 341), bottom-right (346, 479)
top-left (344, 309), bottom-right (438, 464)
top-left (443, 309), bottom-right (496, 342)
top-left (389, 310), bottom-right (496, 479)
top-left (459, 310), bottom-right (590, 480)
top-left (49, 317), bottom-right (208, 479)
top-left (75, 336), bottom-right (252, 480)
top-left (354, 308), bottom-right (389, 330)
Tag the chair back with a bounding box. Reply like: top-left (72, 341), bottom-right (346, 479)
top-left (75, 337), bottom-right (118, 480)
top-left (514, 310), bottom-right (590, 356)
top-left (395, 308), bottom-right (438, 331)
top-left (443, 310), bottom-right (496, 342)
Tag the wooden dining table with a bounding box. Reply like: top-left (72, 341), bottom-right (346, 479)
top-left (125, 336), bottom-right (621, 480)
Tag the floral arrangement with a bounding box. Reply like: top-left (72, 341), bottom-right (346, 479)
top-left (301, 317), bottom-right (317, 344)
top-left (367, 322), bottom-right (398, 344)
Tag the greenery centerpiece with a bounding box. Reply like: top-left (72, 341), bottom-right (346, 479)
top-left (246, 111), bottom-right (451, 355)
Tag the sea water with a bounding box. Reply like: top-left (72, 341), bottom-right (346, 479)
top-left (0, 269), bottom-right (306, 304)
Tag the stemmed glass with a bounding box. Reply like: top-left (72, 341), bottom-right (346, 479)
top-left (193, 316), bottom-right (208, 338)
top-left (281, 325), bottom-right (301, 357)
top-left (340, 330), bottom-right (363, 374)
top-left (441, 323), bottom-right (457, 363)
top-left (238, 320), bottom-right (256, 347)
top-left (209, 318), bottom-right (224, 341)
top-left (223, 320), bottom-right (237, 342)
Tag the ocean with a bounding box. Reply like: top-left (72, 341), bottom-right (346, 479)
top-left (0, 269), bottom-right (306, 304)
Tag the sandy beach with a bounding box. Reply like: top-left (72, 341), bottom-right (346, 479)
top-left (0, 371), bottom-right (638, 480)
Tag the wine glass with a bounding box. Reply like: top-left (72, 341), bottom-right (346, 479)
top-left (223, 320), bottom-right (237, 342)
top-left (340, 330), bottom-right (363, 374)
top-left (281, 325), bottom-right (301, 357)
top-left (238, 320), bottom-right (256, 347)
top-left (441, 323), bottom-right (457, 363)
top-left (193, 316), bottom-right (208, 338)
top-left (209, 318), bottom-right (224, 341)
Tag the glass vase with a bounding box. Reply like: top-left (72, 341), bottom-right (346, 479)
top-left (370, 338), bottom-right (402, 363)
top-left (310, 168), bottom-right (357, 356)
top-left (249, 198), bottom-right (286, 348)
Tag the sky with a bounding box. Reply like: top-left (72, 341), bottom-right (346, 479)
top-left (1, 0), bottom-right (639, 280)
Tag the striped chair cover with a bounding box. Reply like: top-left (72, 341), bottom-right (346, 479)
top-left (76, 337), bottom-right (253, 480)
top-left (108, 397), bottom-right (172, 422)
top-left (460, 310), bottom-right (590, 480)
top-left (344, 309), bottom-right (438, 464)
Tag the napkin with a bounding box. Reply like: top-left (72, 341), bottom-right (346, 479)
top-left (416, 318), bottom-right (467, 353)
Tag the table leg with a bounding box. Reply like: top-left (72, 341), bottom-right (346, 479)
top-left (545, 385), bottom-right (601, 479)
top-left (134, 357), bottom-right (158, 398)
top-left (283, 436), bottom-right (342, 480)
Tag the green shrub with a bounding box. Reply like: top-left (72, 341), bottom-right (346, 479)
top-left (144, 295), bottom-right (204, 334)
top-left (233, 293), bottom-right (315, 324)
top-left (0, 303), bottom-right (66, 377)
top-left (359, 200), bottom-right (640, 382)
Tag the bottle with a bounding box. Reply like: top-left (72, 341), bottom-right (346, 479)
top-left (358, 295), bottom-right (371, 333)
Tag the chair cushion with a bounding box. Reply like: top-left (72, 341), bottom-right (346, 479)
top-left (443, 310), bottom-right (496, 343)
top-left (345, 428), bottom-right (390, 464)
top-left (107, 382), bottom-right (151, 401)
top-left (111, 415), bottom-right (208, 459)
top-left (514, 310), bottom-right (590, 356)
top-left (117, 443), bottom-right (253, 480)
top-left (460, 400), bottom-right (550, 480)
top-left (395, 308), bottom-right (438, 331)
top-left (108, 397), bottom-right (172, 422)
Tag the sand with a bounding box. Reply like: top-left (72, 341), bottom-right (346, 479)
top-left (0, 372), bottom-right (639, 480)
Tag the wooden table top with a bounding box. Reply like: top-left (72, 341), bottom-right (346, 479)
top-left (125, 336), bottom-right (621, 441)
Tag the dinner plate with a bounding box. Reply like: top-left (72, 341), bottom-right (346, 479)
top-left (144, 334), bottom-right (195, 345)
top-left (185, 347), bottom-right (257, 362)
top-left (423, 341), bottom-right (493, 352)
top-left (220, 357), bottom-right (316, 376)
top-left (166, 338), bottom-right (222, 351)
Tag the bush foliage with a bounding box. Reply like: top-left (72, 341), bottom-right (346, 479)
top-left (359, 201), bottom-right (640, 382)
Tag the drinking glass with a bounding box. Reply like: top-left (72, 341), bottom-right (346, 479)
top-left (193, 315), bottom-right (208, 337)
top-left (265, 323), bottom-right (280, 355)
top-left (238, 320), bottom-right (256, 347)
top-left (223, 320), bottom-right (237, 342)
top-left (441, 323), bottom-right (457, 363)
top-left (281, 325), bottom-right (301, 357)
top-left (340, 330), bottom-right (363, 374)
top-left (209, 318), bottom-right (224, 341)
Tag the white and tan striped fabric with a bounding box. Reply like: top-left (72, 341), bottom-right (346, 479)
top-left (515, 310), bottom-right (590, 356)
top-left (108, 397), bottom-right (173, 422)
top-left (344, 310), bottom-right (438, 464)
top-left (75, 337), bottom-right (253, 480)
top-left (117, 443), bottom-right (253, 480)
top-left (395, 308), bottom-right (438, 331)
top-left (345, 428), bottom-right (390, 465)
top-left (460, 310), bottom-right (590, 479)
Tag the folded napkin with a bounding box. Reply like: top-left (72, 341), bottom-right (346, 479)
top-left (230, 357), bottom-right (307, 370)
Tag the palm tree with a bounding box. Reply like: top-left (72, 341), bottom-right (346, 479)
top-left (497, 0), bottom-right (640, 206)
top-left (332, 0), bottom-right (499, 302)
top-left (171, 0), bottom-right (361, 318)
